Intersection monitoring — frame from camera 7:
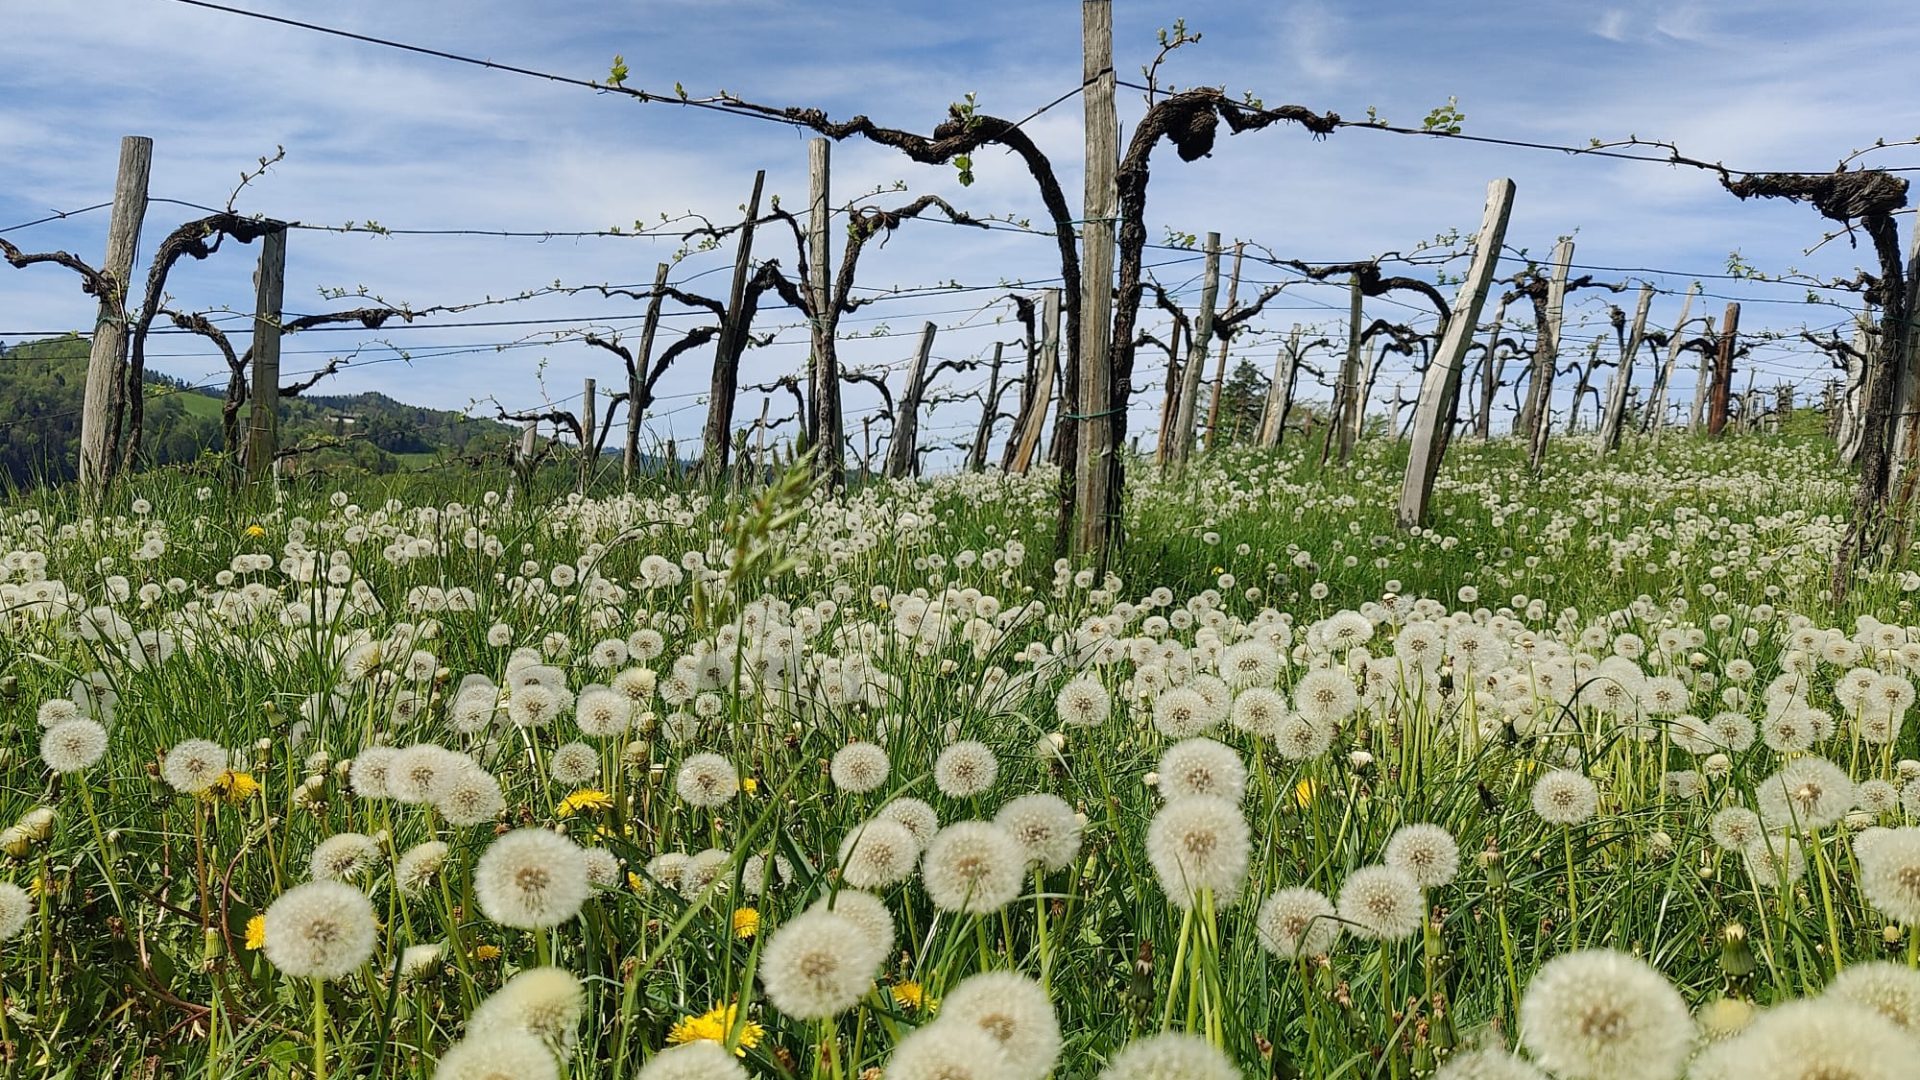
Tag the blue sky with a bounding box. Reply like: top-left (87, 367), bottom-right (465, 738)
top-left (3, 0), bottom-right (1916, 465)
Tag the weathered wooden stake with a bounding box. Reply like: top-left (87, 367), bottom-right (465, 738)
top-left (1010, 290), bottom-right (1061, 473)
top-left (79, 135), bottom-right (153, 495)
top-left (580, 377), bottom-right (597, 486)
top-left (1169, 232), bottom-right (1221, 473)
top-left (626, 262), bottom-right (670, 482)
top-left (1072, 0), bottom-right (1117, 558)
top-left (1398, 178), bottom-right (1514, 528)
top-left (970, 341), bottom-right (1006, 471)
top-left (1259, 325), bottom-right (1303, 447)
top-left (702, 169), bottom-right (766, 483)
top-left (1597, 283), bottom-right (1653, 454)
top-left (1204, 240), bottom-right (1245, 446)
top-left (807, 138), bottom-right (844, 487)
top-left (885, 322), bottom-right (938, 479)
top-left (1708, 302), bottom-right (1740, 436)
top-left (1644, 282), bottom-right (1699, 434)
top-left (1334, 273), bottom-right (1365, 465)
top-left (1474, 296), bottom-right (1509, 438)
top-left (1526, 238), bottom-right (1573, 471)
top-left (244, 227), bottom-right (287, 483)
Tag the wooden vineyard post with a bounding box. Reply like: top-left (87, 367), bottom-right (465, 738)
top-left (1334, 273), bottom-right (1365, 465)
top-left (885, 322), bottom-right (938, 479)
top-left (1644, 282), bottom-right (1698, 435)
top-left (580, 377), bottom-right (597, 487)
top-left (1398, 178), bottom-right (1515, 529)
top-left (1204, 240), bottom-right (1245, 446)
top-left (1598, 283), bottom-right (1653, 454)
top-left (1527, 238), bottom-right (1573, 471)
top-left (1259, 325), bottom-right (1302, 447)
top-left (1169, 232), bottom-right (1221, 474)
top-left (702, 169), bottom-right (766, 484)
top-left (969, 341), bottom-right (1005, 471)
top-left (1708, 302), bottom-right (1740, 436)
top-left (1689, 314), bottom-right (1718, 434)
top-left (1887, 228), bottom-right (1920, 491)
top-left (1010, 289), bottom-right (1061, 473)
top-left (1072, 0), bottom-right (1118, 560)
top-left (808, 137), bottom-right (845, 487)
top-left (244, 227), bottom-right (287, 483)
top-left (626, 262), bottom-right (670, 482)
top-left (1474, 297), bottom-right (1509, 439)
top-left (80, 135), bottom-right (153, 496)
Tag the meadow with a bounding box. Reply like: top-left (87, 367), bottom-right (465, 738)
top-left (3, 429), bottom-right (1919, 1079)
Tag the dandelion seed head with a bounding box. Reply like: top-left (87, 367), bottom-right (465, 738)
top-left (1517, 948), bottom-right (1692, 1080)
top-left (934, 741), bottom-right (1000, 798)
top-left (922, 821), bottom-right (1025, 915)
top-left (1336, 865), bottom-right (1424, 942)
top-left (1145, 795), bottom-right (1249, 910)
top-left (261, 880), bottom-right (378, 981)
top-left (474, 828), bottom-right (590, 929)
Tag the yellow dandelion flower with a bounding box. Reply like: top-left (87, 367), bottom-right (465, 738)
top-left (244, 524), bottom-right (266, 539)
top-left (741, 777), bottom-right (759, 795)
top-left (731, 907), bottom-right (760, 939)
top-left (666, 1003), bottom-right (763, 1056)
top-left (472, 944), bottom-right (501, 963)
top-left (245, 914), bottom-right (266, 950)
top-left (891, 981), bottom-right (937, 1011)
top-left (556, 788), bottom-right (614, 818)
top-left (1293, 778), bottom-right (1319, 809)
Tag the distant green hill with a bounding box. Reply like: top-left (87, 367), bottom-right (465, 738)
top-left (0, 335), bottom-right (518, 489)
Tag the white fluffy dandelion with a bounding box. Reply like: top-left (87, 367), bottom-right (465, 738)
top-left (1156, 738), bottom-right (1246, 804)
top-left (934, 741), bottom-right (1000, 798)
top-left (993, 793), bottom-right (1084, 872)
top-left (757, 908), bottom-right (878, 1019)
top-left (1825, 960), bottom-right (1920, 1034)
top-left (1517, 948), bottom-right (1691, 1080)
top-left (1055, 676), bottom-right (1111, 727)
top-left (471, 966), bottom-right (585, 1057)
top-left (433, 1030), bottom-right (558, 1080)
top-left (1336, 865), bottom-right (1424, 941)
top-left (1433, 1049), bottom-right (1549, 1080)
top-left (0, 882), bottom-right (33, 941)
top-left (884, 1023), bottom-right (1011, 1080)
top-left (162, 738), bottom-right (229, 794)
top-left (937, 971), bottom-right (1062, 1080)
top-left (675, 753), bottom-right (740, 809)
top-left (474, 828), bottom-right (590, 929)
top-left (309, 832), bottom-right (382, 882)
top-left (837, 819), bottom-right (920, 889)
top-left (1145, 795), bottom-right (1249, 910)
top-left (1384, 823), bottom-right (1461, 890)
top-left (1755, 755), bottom-right (1856, 832)
top-left (1530, 770), bottom-right (1600, 826)
top-left (879, 798), bottom-right (941, 846)
top-left (1097, 1032), bottom-right (1237, 1080)
top-left (1255, 886), bottom-right (1340, 959)
top-left (635, 1041), bottom-right (746, 1080)
top-left (1689, 998), bottom-right (1914, 1080)
top-left (1857, 827), bottom-right (1920, 924)
top-left (40, 718), bottom-right (107, 774)
top-left (829, 742), bottom-right (891, 794)
top-left (261, 880), bottom-right (378, 980)
top-left (921, 821), bottom-right (1026, 914)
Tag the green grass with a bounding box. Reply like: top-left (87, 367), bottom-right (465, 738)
top-left (0, 428), bottom-right (1914, 1077)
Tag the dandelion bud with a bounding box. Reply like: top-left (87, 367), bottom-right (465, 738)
top-left (1349, 751), bottom-right (1375, 770)
top-left (1884, 925), bottom-right (1904, 945)
top-left (202, 926), bottom-right (225, 963)
top-left (1720, 923), bottom-right (1755, 981)
top-left (19, 807), bottom-right (54, 842)
top-left (1648, 831), bottom-right (1674, 857)
top-left (0, 827), bottom-right (29, 859)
